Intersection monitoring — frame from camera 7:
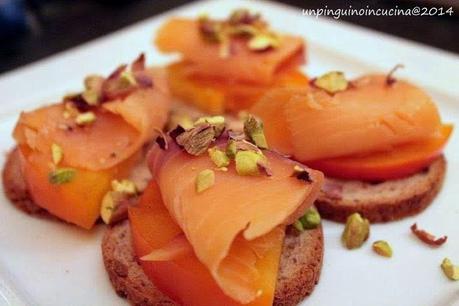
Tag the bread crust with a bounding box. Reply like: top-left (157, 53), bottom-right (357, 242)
top-left (315, 155), bottom-right (446, 223)
top-left (101, 221), bottom-right (324, 306)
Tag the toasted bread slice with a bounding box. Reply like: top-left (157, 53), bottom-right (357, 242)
top-left (315, 155), bottom-right (446, 223)
top-left (102, 221), bottom-right (323, 306)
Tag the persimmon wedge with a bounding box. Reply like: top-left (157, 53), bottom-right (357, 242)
top-left (307, 124), bottom-right (453, 181)
top-left (129, 182), bottom-right (284, 306)
top-left (167, 62), bottom-right (309, 114)
top-left (19, 146), bottom-right (138, 229)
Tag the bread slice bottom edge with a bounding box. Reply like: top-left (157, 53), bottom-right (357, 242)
top-left (315, 155), bottom-right (446, 223)
top-left (101, 221), bottom-right (324, 306)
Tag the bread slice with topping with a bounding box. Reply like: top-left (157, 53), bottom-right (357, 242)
top-left (102, 221), bottom-right (323, 306)
top-left (315, 155), bottom-right (446, 223)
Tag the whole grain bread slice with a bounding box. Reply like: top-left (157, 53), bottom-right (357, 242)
top-left (101, 221), bottom-right (324, 306)
top-left (315, 155), bottom-right (446, 223)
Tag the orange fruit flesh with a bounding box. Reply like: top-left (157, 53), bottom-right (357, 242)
top-left (129, 182), bottom-right (284, 306)
top-left (306, 124), bottom-right (453, 181)
top-left (18, 145), bottom-right (138, 229)
top-left (167, 61), bottom-right (309, 114)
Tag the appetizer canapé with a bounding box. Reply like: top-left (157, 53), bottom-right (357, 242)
top-left (102, 116), bottom-right (325, 305)
top-left (251, 70), bottom-right (452, 222)
top-left (155, 9), bottom-right (308, 114)
top-left (3, 54), bottom-right (170, 229)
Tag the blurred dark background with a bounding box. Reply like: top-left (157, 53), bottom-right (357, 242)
top-left (0, 0), bottom-right (458, 74)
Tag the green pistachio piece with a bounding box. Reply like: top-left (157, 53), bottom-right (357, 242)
top-left (196, 169), bottom-right (215, 193)
top-left (235, 150), bottom-right (265, 176)
top-left (75, 111), bottom-right (96, 125)
top-left (226, 140), bottom-right (237, 159)
top-left (294, 208), bottom-right (321, 232)
top-left (176, 125), bottom-right (217, 156)
top-left (81, 89), bottom-right (100, 105)
top-left (194, 116), bottom-right (225, 126)
top-left (111, 179), bottom-right (137, 195)
top-left (100, 191), bottom-right (116, 224)
top-left (84, 74), bottom-right (104, 89)
top-left (208, 147), bottom-right (230, 168)
top-left (120, 70), bottom-right (137, 86)
top-left (293, 219), bottom-right (304, 232)
top-left (372, 240), bottom-right (393, 258)
top-left (48, 168), bottom-right (76, 185)
top-left (313, 71), bottom-right (348, 94)
top-left (300, 208), bottom-right (321, 230)
top-left (441, 258), bottom-right (459, 281)
top-left (51, 143), bottom-right (63, 165)
top-left (248, 34), bottom-right (279, 51)
top-left (244, 115), bottom-right (268, 149)
top-left (342, 213), bottom-right (370, 249)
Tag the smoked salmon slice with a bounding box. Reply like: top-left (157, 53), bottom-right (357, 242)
top-left (14, 89), bottom-right (169, 171)
top-left (129, 182), bottom-right (285, 306)
top-left (146, 136), bottom-right (323, 303)
top-left (252, 74), bottom-right (443, 162)
top-left (155, 18), bottom-right (305, 85)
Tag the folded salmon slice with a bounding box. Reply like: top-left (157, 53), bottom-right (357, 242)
top-left (130, 182), bottom-right (285, 306)
top-left (155, 19), bottom-right (305, 85)
top-left (252, 75), bottom-right (442, 161)
top-left (148, 142), bottom-right (323, 303)
top-left (14, 88), bottom-right (169, 171)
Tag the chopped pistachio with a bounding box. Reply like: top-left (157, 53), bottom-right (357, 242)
top-left (120, 70), bottom-right (137, 86)
top-left (51, 143), bottom-right (63, 165)
top-left (208, 147), bottom-right (230, 168)
top-left (100, 191), bottom-right (116, 224)
top-left (81, 89), bottom-right (100, 105)
top-left (100, 191), bottom-right (128, 225)
top-left (111, 179), bottom-right (137, 195)
top-left (294, 208), bottom-right (321, 232)
top-left (301, 208), bottom-right (321, 229)
top-left (175, 125), bottom-right (217, 156)
top-left (84, 75), bottom-right (104, 91)
top-left (293, 219), bottom-right (304, 232)
top-left (48, 168), bottom-right (76, 185)
top-left (342, 213), bottom-right (370, 249)
top-left (244, 115), bottom-right (268, 149)
top-left (441, 258), bottom-right (459, 281)
top-left (75, 111), bottom-right (96, 125)
top-left (313, 71), bottom-right (348, 94)
top-left (226, 140), bottom-right (237, 159)
top-left (248, 33), bottom-right (279, 51)
top-left (195, 116), bottom-right (225, 126)
top-left (196, 169), bottom-right (215, 193)
top-left (235, 150), bottom-right (265, 176)
top-left (372, 240), bottom-right (393, 258)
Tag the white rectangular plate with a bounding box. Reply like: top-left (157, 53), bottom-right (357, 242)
top-left (0, 0), bottom-right (458, 305)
